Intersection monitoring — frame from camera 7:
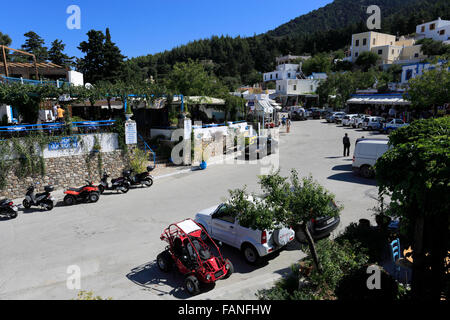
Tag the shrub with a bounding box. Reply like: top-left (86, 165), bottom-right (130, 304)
top-left (129, 148), bottom-right (148, 173)
top-left (259, 238), bottom-right (369, 300)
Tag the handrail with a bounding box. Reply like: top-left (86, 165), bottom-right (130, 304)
top-left (137, 133), bottom-right (156, 168)
top-left (0, 75), bottom-right (70, 87)
top-left (0, 120), bottom-right (116, 132)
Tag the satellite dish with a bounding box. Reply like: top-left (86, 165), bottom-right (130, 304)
top-left (85, 83), bottom-right (93, 89)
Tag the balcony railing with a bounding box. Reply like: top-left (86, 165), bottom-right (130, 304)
top-left (0, 75), bottom-right (70, 88)
top-left (0, 120), bottom-right (116, 137)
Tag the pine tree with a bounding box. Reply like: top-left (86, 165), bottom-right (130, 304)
top-left (77, 28), bottom-right (125, 84)
top-left (21, 31), bottom-right (48, 62)
top-left (48, 39), bottom-right (74, 68)
top-left (102, 28), bottom-right (126, 82)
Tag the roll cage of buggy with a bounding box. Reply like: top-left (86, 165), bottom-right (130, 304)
top-left (159, 219), bottom-right (231, 283)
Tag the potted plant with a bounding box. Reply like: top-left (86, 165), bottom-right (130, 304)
top-left (125, 107), bottom-right (133, 120)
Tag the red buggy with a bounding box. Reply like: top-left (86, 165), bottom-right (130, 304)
top-left (157, 219), bottom-right (233, 295)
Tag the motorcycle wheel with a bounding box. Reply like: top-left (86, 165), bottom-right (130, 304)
top-left (9, 211), bottom-right (18, 219)
top-left (98, 185), bottom-right (105, 194)
top-left (22, 199), bottom-right (32, 209)
top-left (44, 200), bottom-right (54, 211)
top-left (143, 177), bottom-right (153, 188)
top-left (120, 183), bottom-right (130, 194)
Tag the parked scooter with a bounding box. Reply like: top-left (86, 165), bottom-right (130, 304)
top-left (0, 198), bottom-right (18, 219)
top-left (22, 184), bottom-right (55, 211)
top-left (98, 172), bottom-right (130, 194)
top-left (64, 180), bottom-right (100, 206)
top-left (124, 166), bottom-right (154, 188)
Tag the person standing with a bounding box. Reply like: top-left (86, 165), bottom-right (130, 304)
top-left (286, 117), bottom-right (291, 133)
top-left (343, 133), bottom-right (351, 157)
top-left (56, 105), bottom-right (65, 123)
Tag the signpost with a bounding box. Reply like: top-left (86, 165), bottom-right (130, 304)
top-left (125, 120), bottom-right (137, 145)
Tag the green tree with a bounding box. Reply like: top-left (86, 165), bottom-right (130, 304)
top-left (77, 29), bottom-right (125, 84)
top-left (165, 60), bottom-right (226, 97)
top-left (355, 52), bottom-right (380, 71)
top-left (226, 170), bottom-right (341, 272)
top-left (416, 38), bottom-right (450, 58)
top-left (0, 31), bottom-right (11, 46)
top-left (301, 53), bottom-right (333, 76)
top-left (48, 39), bottom-right (75, 67)
top-left (21, 31), bottom-right (48, 62)
top-left (102, 28), bottom-right (126, 82)
top-left (375, 117), bottom-right (450, 300)
top-left (406, 64), bottom-right (450, 115)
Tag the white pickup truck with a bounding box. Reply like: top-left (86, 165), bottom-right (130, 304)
top-left (195, 203), bottom-right (295, 265)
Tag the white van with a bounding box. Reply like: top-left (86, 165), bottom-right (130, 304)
top-left (352, 140), bottom-right (390, 178)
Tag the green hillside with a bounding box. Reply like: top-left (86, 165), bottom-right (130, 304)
top-left (121, 0), bottom-right (450, 85)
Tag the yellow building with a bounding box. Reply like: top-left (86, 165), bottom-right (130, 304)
top-left (350, 31), bottom-right (396, 60)
top-left (346, 32), bottom-right (426, 65)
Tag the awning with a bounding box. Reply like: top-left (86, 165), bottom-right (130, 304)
top-left (268, 99), bottom-right (282, 110)
top-left (255, 100), bottom-right (274, 113)
top-left (347, 95), bottom-right (411, 106)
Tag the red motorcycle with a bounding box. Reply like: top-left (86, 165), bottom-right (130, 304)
top-left (63, 180), bottom-right (100, 206)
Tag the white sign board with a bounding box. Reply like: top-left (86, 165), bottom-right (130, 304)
top-left (125, 121), bottom-right (137, 145)
top-left (184, 119), bottom-right (192, 139)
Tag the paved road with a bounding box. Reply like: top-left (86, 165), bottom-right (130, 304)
top-left (0, 120), bottom-right (387, 300)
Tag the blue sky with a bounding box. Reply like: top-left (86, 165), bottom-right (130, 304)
top-left (0, 0), bottom-right (332, 59)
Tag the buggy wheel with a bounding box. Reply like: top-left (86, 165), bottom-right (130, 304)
top-left (184, 275), bottom-right (200, 295)
top-left (157, 251), bottom-right (172, 272)
top-left (89, 192), bottom-right (100, 203)
top-left (64, 195), bottom-right (76, 206)
top-left (223, 259), bottom-right (233, 279)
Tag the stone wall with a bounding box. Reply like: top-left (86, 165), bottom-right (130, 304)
top-left (1, 150), bottom-right (129, 199)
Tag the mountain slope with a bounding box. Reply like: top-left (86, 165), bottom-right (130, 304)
top-left (267, 0), bottom-right (425, 37)
top-left (122, 0), bottom-right (450, 84)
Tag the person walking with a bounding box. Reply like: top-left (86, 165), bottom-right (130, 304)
top-left (343, 133), bottom-right (351, 157)
top-left (286, 117), bottom-right (291, 133)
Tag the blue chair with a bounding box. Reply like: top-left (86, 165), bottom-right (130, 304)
top-left (390, 239), bottom-right (401, 279)
top-left (390, 238), bottom-right (412, 283)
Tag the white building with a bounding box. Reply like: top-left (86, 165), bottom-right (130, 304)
top-left (263, 63), bottom-right (300, 82)
top-left (416, 18), bottom-right (450, 43)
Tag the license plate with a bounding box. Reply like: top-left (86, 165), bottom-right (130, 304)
top-left (327, 218), bottom-right (335, 225)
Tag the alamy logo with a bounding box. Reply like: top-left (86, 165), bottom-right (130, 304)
top-left (366, 265), bottom-right (381, 290)
top-left (66, 265), bottom-right (81, 290)
top-left (66, 5), bottom-right (81, 30)
top-left (366, 5), bottom-right (381, 30)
